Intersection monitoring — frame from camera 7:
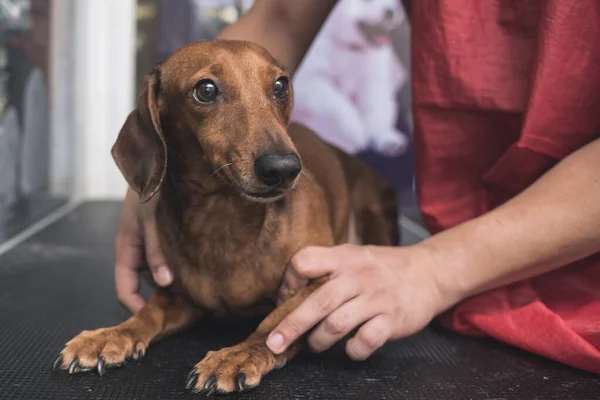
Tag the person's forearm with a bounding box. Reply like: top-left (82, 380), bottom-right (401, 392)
top-left (218, 0), bottom-right (336, 75)
top-left (218, 14), bottom-right (300, 73)
top-left (419, 139), bottom-right (600, 311)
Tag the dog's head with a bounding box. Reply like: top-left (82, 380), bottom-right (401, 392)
top-left (330, 0), bottom-right (404, 47)
top-left (112, 40), bottom-right (300, 204)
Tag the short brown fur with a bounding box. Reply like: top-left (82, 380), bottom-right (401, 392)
top-left (54, 40), bottom-right (399, 394)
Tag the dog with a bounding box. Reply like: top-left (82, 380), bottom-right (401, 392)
top-left (52, 40), bottom-right (399, 395)
top-left (290, 0), bottom-right (409, 157)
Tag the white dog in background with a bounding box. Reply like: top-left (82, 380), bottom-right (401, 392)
top-left (290, 0), bottom-right (409, 157)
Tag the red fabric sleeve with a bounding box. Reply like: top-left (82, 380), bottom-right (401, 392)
top-left (411, 0), bottom-right (600, 374)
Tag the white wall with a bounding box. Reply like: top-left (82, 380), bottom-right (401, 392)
top-left (68, 0), bottom-right (136, 200)
top-left (50, 0), bottom-right (75, 197)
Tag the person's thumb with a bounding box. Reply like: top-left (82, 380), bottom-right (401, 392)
top-left (143, 219), bottom-right (173, 287)
top-left (277, 261), bottom-right (309, 306)
top-left (277, 246), bottom-right (336, 305)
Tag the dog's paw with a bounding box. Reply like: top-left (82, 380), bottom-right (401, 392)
top-left (186, 337), bottom-right (285, 395)
top-left (371, 129), bottom-right (409, 157)
top-left (52, 327), bottom-right (148, 375)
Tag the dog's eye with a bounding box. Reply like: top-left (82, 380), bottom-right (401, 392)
top-left (273, 77), bottom-right (289, 100)
top-left (193, 79), bottom-right (219, 104)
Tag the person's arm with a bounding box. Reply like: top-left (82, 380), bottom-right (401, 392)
top-left (267, 137), bottom-right (600, 360)
top-left (218, 0), bottom-right (337, 74)
top-left (424, 138), bottom-right (600, 306)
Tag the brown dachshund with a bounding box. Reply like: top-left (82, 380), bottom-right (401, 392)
top-left (52, 40), bottom-right (399, 395)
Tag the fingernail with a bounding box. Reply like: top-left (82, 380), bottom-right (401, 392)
top-left (155, 265), bottom-right (173, 286)
top-left (267, 333), bottom-right (284, 353)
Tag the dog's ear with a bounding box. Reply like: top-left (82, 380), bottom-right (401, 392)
top-left (112, 67), bottom-right (167, 203)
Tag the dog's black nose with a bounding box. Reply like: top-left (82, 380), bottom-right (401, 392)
top-left (254, 152), bottom-right (301, 187)
top-left (384, 8), bottom-right (395, 19)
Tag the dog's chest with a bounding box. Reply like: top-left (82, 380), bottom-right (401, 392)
top-left (158, 196), bottom-right (290, 316)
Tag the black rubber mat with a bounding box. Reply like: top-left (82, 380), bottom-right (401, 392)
top-left (0, 202), bottom-right (598, 400)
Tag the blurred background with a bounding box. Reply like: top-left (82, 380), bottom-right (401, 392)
top-left (0, 0), bottom-right (420, 247)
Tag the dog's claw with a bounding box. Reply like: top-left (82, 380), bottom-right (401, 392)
top-left (206, 385), bottom-right (217, 396)
top-left (274, 358), bottom-right (287, 369)
top-left (186, 369), bottom-right (197, 381)
top-left (185, 373), bottom-right (199, 390)
top-left (203, 375), bottom-right (217, 391)
top-left (97, 357), bottom-right (106, 376)
top-left (137, 349), bottom-right (144, 361)
top-left (68, 359), bottom-right (79, 374)
top-left (236, 373), bottom-right (246, 391)
top-left (52, 355), bottom-right (63, 372)
top-left (124, 355), bottom-right (135, 366)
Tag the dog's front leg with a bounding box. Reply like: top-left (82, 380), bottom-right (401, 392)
top-left (187, 279), bottom-right (326, 395)
top-left (53, 290), bottom-right (201, 375)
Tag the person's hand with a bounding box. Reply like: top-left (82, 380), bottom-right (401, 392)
top-left (266, 244), bottom-right (444, 360)
top-left (114, 189), bottom-right (173, 313)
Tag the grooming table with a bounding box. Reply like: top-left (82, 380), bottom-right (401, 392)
top-left (0, 202), bottom-right (598, 400)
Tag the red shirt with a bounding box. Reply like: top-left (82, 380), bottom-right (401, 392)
top-left (412, 0), bottom-right (600, 374)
